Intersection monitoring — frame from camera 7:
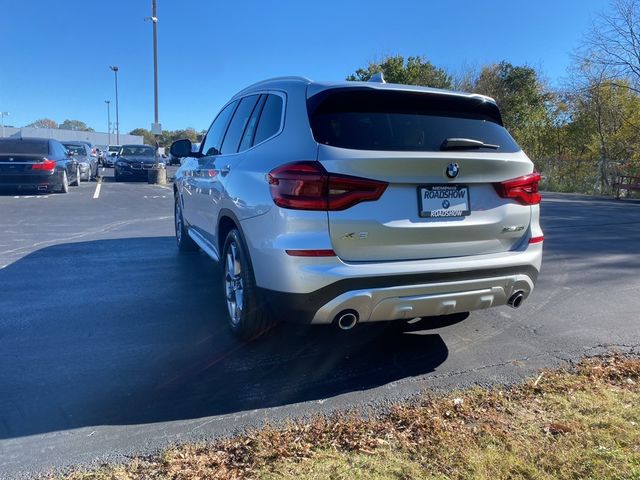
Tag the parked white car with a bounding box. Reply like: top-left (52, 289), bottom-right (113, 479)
top-left (171, 76), bottom-right (543, 339)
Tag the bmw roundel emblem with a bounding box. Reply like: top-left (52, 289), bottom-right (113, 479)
top-left (446, 163), bottom-right (459, 179)
top-left (442, 199), bottom-right (450, 209)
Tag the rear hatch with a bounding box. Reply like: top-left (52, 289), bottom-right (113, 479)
top-left (0, 154), bottom-right (50, 174)
top-left (308, 87), bottom-right (537, 262)
top-left (0, 139), bottom-right (51, 180)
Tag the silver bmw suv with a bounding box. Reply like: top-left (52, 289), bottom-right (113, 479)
top-left (170, 76), bottom-right (543, 339)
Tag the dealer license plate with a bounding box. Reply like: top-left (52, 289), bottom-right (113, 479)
top-left (418, 185), bottom-right (470, 218)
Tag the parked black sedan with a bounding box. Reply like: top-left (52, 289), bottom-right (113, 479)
top-left (0, 138), bottom-right (81, 193)
top-left (114, 144), bottom-right (162, 181)
top-left (63, 141), bottom-right (98, 181)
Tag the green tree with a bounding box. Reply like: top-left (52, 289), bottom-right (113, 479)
top-left (347, 55), bottom-right (452, 89)
top-left (129, 128), bottom-right (155, 146)
top-left (59, 119), bottom-right (94, 131)
top-left (25, 118), bottom-right (58, 129)
top-left (129, 127), bottom-right (204, 148)
top-left (160, 128), bottom-right (200, 147)
top-left (470, 62), bottom-right (555, 160)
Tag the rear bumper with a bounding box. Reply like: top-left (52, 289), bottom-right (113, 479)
top-left (258, 263), bottom-right (539, 324)
top-left (0, 172), bottom-right (60, 191)
top-left (240, 204), bottom-right (543, 324)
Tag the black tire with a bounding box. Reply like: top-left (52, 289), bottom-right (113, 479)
top-left (174, 194), bottom-right (198, 252)
top-left (222, 229), bottom-right (274, 340)
top-left (57, 170), bottom-right (69, 193)
top-left (114, 171), bottom-right (121, 182)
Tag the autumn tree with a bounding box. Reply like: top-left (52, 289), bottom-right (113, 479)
top-left (25, 118), bottom-right (58, 129)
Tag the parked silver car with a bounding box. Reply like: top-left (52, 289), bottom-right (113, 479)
top-left (171, 76), bottom-right (543, 339)
top-left (62, 142), bottom-right (98, 181)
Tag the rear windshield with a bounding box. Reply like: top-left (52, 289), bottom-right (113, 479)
top-left (108, 146), bottom-right (121, 152)
top-left (308, 89), bottom-right (520, 153)
top-left (0, 140), bottom-right (49, 155)
top-left (64, 144), bottom-right (85, 155)
top-left (120, 145), bottom-right (154, 156)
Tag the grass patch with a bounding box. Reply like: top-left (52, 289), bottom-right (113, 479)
top-left (58, 355), bottom-right (640, 480)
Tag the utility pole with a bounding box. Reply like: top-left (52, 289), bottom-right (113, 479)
top-left (0, 112), bottom-right (9, 138)
top-left (104, 101), bottom-right (111, 146)
top-left (149, 0), bottom-right (161, 158)
top-left (110, 66), bottom-right (120, 144)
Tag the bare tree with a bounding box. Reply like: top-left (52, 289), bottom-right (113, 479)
top-left (579, 0), bottom-right (640, 92)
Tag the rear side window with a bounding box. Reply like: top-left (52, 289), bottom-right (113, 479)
top-left (253, 94), bottom-right (283, 145)
top-left (239, 95), bottom-right (267, 152)
top-left (220, 95), bottom-right (260, 155)
top-left (308, 89), bottom-right (520, 153)
top-left (0, 140), bottom-right (49, 155)
top-left (202, 100), bottom-right (238, 156)
top-left (64, 144), bottom-right (85, 155)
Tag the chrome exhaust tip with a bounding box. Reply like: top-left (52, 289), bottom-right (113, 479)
top-left (508, 291), bottom-right (525, 309)
top-left (335, 310), bottom-right (359, 330)
top-left (37, 185), bottom-right (48, 191)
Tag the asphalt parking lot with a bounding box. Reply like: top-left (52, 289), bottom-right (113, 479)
top-left (1, 172), bottom-right (639, 478)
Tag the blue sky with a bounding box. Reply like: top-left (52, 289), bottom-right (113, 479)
top-left (0, 0), bottom-right (610, 133)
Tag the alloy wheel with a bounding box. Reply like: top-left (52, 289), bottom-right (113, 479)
top-left (224, 242), bottom-right (244, 326)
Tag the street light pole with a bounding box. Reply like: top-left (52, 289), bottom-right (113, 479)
top-left (152, 0), bottom-right (159, 131)
top-left (109, 66), bottom-right (120, 144)
top-left (0, 112), bottom-right (9, 138)
top-left (147, 0), bottom-right (161, 163)
top-left (104, 101), bottom-right (111, 146)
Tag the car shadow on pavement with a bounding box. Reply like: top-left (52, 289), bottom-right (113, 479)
top-left (0, 237), bottom-right (450, 439)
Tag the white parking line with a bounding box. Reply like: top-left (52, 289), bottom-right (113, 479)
top-left (93, 181), bottom-right (102, 199)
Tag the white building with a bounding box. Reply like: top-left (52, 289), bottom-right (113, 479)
top-left (0, 127), bottom-right (143, 146)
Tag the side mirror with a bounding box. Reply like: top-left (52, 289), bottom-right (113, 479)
top-left (170, 138), bottom-right (193, 158)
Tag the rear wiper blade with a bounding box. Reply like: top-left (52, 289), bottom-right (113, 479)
top-left (441, 138), bottom-right (499, 150)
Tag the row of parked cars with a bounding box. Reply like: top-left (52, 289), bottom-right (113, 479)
top-left (0, 137), bottom-right (161, 193)
top-left (0, 138), bottom-right (90, 193)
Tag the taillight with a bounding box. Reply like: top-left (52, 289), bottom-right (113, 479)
top-left (268, 161), bottom-right (388, 211)
top-left (31, 159), bottom-right (56, 171)
top-left (493, 172), bottom-right (541, 205)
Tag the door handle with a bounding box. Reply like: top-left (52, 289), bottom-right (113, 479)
top-left (220, 165), bottom-right (231, 176)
